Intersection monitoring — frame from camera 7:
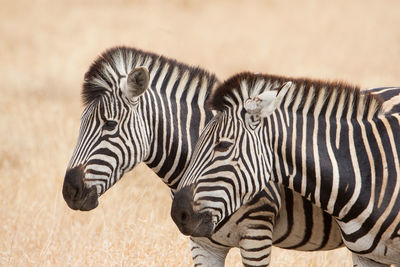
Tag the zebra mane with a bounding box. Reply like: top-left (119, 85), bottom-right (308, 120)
top-left (208, 72), bottom-right (384, 119)
top-left (82, 46), bottom-right (218, 106)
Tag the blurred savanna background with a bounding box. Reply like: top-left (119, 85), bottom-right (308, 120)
top-left (1, 0), bottom-right (400, 266)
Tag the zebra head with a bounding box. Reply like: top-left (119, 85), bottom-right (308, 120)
top-left (171, 73), bottom-right (291, 237)
top-left (63, 48), bottom-right (151, 211)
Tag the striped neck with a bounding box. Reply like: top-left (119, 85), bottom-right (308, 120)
top-left (140, 55), bottom-right (217, 189)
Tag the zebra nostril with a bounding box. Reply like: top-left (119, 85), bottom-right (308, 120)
top-left (181, 211), bottom-right (187, 223)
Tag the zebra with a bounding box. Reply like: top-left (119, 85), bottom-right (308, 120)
top-left (61, 47), bottom-right (344, 266)
top-left (170, 72), bottom-right (400, 266)
top-left (61, 47), bottom-right (396, 266)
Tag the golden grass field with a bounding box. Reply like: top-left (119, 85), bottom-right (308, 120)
top-left (1, 0), bottom-right (400, 266)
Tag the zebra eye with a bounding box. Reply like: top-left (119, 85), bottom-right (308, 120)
top-left (214, 141), bottom-right (233, 152)
top-left (103, 120), bottom-right (117, 130)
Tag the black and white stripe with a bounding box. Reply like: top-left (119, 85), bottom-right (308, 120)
top-left (172, 72), bottom-right (400, 266)
top-left (64, 50), bottom-right (399, 266)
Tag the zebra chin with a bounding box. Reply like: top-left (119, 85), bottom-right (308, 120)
top-left (62, 166), bottom-right (99, 211)
top-left (170, 186), bottom-right (214, 238)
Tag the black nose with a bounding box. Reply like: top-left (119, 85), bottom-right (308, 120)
top-left (171, 187), bottom-right (194, 232)
top-left (171, 186), bottom-right (213, 237)
top-left (62, 166), bottom-right (98, 211)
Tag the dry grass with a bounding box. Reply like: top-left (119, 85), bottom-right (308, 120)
top-left (1, 0), bottom-right (400, 266)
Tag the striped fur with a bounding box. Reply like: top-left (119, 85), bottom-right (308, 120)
top-left (64, 51), bottom-right (398, 266)
top-left (172, 72), bottom-right (400, 266)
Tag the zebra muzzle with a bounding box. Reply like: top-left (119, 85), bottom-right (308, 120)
top-left (62, 166), bottom-right (99, 211)
top-left (171, 186), bottom-right (214, 238)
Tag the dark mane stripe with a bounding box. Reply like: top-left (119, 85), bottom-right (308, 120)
top-left (208, 72), bottom-right (383, 118)
top-left (81, 46), bottom-right (217, 106)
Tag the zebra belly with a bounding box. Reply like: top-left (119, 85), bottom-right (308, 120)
top-left (339, 223), bottom-right (400, 265)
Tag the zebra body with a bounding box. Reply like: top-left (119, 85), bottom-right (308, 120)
top-left (171, 72), bottom-right (400, 266)
top-left (62, 49), bottom-right (397, 266)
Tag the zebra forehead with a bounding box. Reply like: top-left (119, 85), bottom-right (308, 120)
top-left (81, 46), bottom-right (218, 107)
top-left (207, 72), bottom-right (384, 117)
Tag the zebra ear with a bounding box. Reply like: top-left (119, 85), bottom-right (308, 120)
top-left (244, 81), bottom-right (292, 118)
top-left (125, 67), bottom-right (150, 98)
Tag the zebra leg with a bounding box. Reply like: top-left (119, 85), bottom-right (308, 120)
top-left (239, 229), bottom-right (273, 267)
top-left (190, 237), bottom-right (229, 267)
top-left (352, 254), bottom-right (390, 267)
